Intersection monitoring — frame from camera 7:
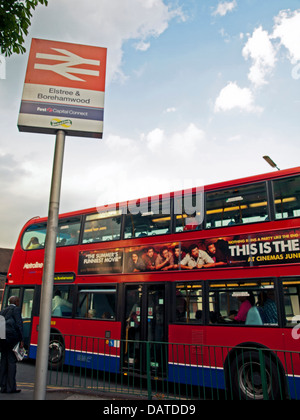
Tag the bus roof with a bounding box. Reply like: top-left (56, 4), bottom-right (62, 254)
top-left (25, 166), bottom-right (300, 224)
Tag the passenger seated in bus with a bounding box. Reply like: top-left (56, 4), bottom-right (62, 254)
top-left (245, 306), bottom-right (263, 325)
top-left (101, 311), bottom-right (111, 319)
top-left (229, 292), bottom-right (255, 323)
top-left (26, 236), bottom-right (41, 250)
top-left (261, 290), bottom-right (278, 324)
top-left (87, 309), bottom-right (96, 318)
top-left (66, 230), bottom-right (78, 245)
top-left (52, 290), bottom-right (72, 316)
top-left (195, 310), bottom-right (202, 322)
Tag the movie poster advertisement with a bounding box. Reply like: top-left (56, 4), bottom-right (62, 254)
top-left (78, 248), bottom-right (123, 275)
top-left (78, 228), bottom-right (300, 275)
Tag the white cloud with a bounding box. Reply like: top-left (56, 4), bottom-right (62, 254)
top-left (144, 128), bottom-right (165, 152)
top-left (164, 107), bottom-right (177, 113)
top-left (214, 81), bottom-right (263, 113)
top-left (242, 26), bottom-right (277, 87)
top-left (213, 1), bottom-right (237, 17)
top-left (134, 41), bottom-right (151, 51)
top-left (272, 9), bottom-right (300, 63)
top-left (32, 0), bottom-right (185, 83)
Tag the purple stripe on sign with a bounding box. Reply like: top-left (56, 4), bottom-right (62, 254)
top-left (20, 101), bottom-right (104, 121)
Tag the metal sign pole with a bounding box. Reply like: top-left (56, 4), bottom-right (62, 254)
top-left (33, 130), bottom-right (66, 400)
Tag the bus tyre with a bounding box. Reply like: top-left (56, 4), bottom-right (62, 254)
top-left (230, 350), bottom-right (282, 400)
top-left (48, 333), bottom-right (65, 370)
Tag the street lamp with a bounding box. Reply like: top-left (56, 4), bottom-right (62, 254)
top-left (263, 156), bottom-right (280, 171)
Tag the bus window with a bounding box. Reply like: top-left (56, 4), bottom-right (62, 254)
top-left (175, 191), bottom-right (204, 233)
top-left (2, 287), bottom-right (21, 308)
top-left (76, 286), bottom-right (116, 320)
top-left (282, 279), bottom-right (300, 327)
top-left (21, 288), bottom-right (34, 319)
top-left (52, 285), bottom-right (74, 317)
top-left (82, 210), bottom-right (122, 243)
top-left (273, 175), bottom-right (300, 219)
top-left (175, 283), bottom-right (203, 323)
top-left (22, 223), bottom-right (47, 250)
top-left (206, 182), bottom-right (268, 228)
top-left (57, 218), bottom-right (81, 247)
top-left (208, 280), bottom-right (278, 326)
top-left (124, 198), bottom-right (171, 238)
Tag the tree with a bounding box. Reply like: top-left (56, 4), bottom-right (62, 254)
top-left (0, 0), bottom-right (48, 56)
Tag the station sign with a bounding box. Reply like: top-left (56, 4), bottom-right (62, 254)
top-left (18, 38), bottom-right (107, 138)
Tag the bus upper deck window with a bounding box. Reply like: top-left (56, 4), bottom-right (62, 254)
top-left (124, 197), bottom-right (171, 239)
top-left (83, 210), bottom-right (122, 243)
top-left (206, 182), bottom-right (268, 228)
top-left (174, 190), bottom-right (204, 233)
top-left (56, 218), bottom-right (81, 247)
top-left (22, 224), bottom-right (47, 250)
top-left (273, 175), bottom-right (300, 219)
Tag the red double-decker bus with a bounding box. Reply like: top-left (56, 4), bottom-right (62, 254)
top-left (3, 166), bottom-right (300, 399)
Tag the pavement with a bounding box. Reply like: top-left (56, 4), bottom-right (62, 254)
top-left (0, 359), bottom-right (149, 401)
top-left (0, 386), bottom-right (146, 400)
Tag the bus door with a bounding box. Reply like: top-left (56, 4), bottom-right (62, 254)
top-left (123, 284), bottom-right (167, 375)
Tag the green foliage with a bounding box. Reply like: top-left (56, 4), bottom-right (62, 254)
top-left (0, 0), bottom-right (48, 56)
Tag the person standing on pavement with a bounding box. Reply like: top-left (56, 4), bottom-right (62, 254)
top-left (0, 296), bottom-right (24, 394)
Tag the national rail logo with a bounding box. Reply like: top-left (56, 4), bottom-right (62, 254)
top-left (50, 118), bottom-right (72, 128)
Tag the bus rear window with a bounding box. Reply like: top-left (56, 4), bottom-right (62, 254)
top-left (273, 175), bottom-right (300, 219)
top-left (206, 182), bottom-right (268, 228)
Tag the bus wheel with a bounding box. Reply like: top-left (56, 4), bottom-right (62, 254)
top-left (229, 350), bottom-right (282, 400)
top-left (48, 333), bottom-right (65, 370)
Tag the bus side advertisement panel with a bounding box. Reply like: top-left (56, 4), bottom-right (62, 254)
top-left (77, 228), bottom-right (300, 275)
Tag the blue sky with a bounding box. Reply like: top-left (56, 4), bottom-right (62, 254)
top-left (0, 0), bottom-right (300, 248)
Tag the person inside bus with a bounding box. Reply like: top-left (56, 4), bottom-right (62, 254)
top-left (175, 290), bottom-right (187, 321)
top-left (262, 290), bottom-right (278, 324)
top-left (180, 244), bottom-right (214, 269)
top-left (52, 290), bottom-right (73, 316)
top-left (229, 292), bottom-right (255, 323)
top-left (25, 236), bottom-right (41, 250)
top-left (66, 230), bottom-right (78, 245)
top-left (87, 309), bottom-right (96, 318)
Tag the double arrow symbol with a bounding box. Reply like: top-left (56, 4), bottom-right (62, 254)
top-left (34, 48), bottom-right (100, 82)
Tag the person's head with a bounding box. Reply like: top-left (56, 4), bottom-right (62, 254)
top-left (160, 247), bottom-right (169, 259)
top-left (147, 247), bottom-right (154, 257)
top-left (189, 244), bottom-right (199, 258)
top-left (131, 252), bottom-right (139, 263)
top-left (174, 246), bottom-right (181, 258)
top-left (9, 296), bottom-right (20, 306)
top-left (266, 290), bottom-right (275, 301)
top-left (207, 243), bottom-right (216, 255)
